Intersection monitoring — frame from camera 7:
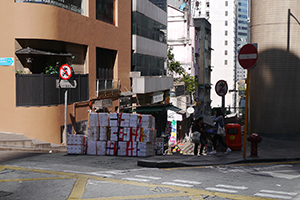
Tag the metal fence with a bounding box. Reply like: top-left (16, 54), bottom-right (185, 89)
top-left (16, 74), bottom-right (89, 107)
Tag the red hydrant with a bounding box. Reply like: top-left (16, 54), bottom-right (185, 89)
top-left (247, 133), bottom-right (262, 157)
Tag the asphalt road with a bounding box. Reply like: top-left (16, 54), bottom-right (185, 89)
top-left (0, 151), bottom-right (300, 200)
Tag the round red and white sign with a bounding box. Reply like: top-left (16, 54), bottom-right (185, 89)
top-left (59, 64), bottom-right (72, 80)
top-left (238, 44), bottom-right (258, 69)
top-left (215, 80), bottom-right (228, 97)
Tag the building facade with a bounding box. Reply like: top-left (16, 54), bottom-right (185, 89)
top-left (191, 0), bottom-right (237, 111)
top-left (131, 0), bottom-right (174, 136)
top-left (250, 0), bottom-right (300, 134)
top-left (0, 0), bottom-right (131, 144)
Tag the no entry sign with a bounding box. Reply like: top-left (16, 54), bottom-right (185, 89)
top-left (238, 44), bottom-right (258, 69)
top-left (59, 64), bottom-right (72, 80)
top-left (215, 80), bottom-right (228, 97)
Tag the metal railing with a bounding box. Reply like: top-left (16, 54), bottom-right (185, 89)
top-left (96, 78), bottom-right (120, 97)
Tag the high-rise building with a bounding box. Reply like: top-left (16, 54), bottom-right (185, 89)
top-left (131, 0), bottom-right (174, 136)
top-left (191, 0), bottom-right (236, 109)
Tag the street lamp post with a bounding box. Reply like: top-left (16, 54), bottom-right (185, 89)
top-left (287, 9), bottom-right (300, 52)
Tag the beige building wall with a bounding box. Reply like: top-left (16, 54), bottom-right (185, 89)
top-left (250, 0), bottom-right (300, 134)
top-left (0, 0), bottom-right (131, 144)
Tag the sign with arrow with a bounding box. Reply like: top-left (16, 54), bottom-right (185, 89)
top-left (0, 58), bottom-right (14, 66)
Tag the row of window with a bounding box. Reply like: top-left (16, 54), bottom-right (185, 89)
top-left (132, 53), bottom-right (165, 76)
top-left (18, 0), bottom-right (116, 25)
top-left (132, 12), bottom-right (167, 44)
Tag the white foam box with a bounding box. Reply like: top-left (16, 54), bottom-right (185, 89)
top-left (89, 113), bottom-right (99, 126)
top-left (99, 113), bottom-right (109, 127)
top-left (139, 128), bottom-right (155, 143)
top-left (119, 113), bottom-right (130, 127)
top-left (67, 134), bottom-right (87, 145)
top-left (119, 127), bottom-right (131, 141)
top-left (129, 114), bottom-right (138, 127)
top-left (67, 145), bottom-right (86, 155)
top-left (137, 142), bottom-right (154, 157)
top-left (156, 138), bottom-right (164, 155)
top-left (110, 113), bottom-right (119, 127)
top-left (106, 141), bottom-right (118, 156)
top-left (99, 127), bottom-right (108, 141)
top-left (87, 127), bottom-right (99, 141)
top-left (96, 141), bottom-right (106, 156)
top-left (126, 141), bottom-right (137, 156)
top-left (87, 141), bottom-right (97, 155)
top-left (130, 127), bottom-right (140, 142)
top-left (141, 115), bottom-right (155, 128)
top-left (117, 141), bottom-right (127, 156)
top-left (109, 127), bottom-right (119, 141)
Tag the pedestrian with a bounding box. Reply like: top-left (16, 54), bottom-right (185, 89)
top-left (192, 117), bottom-right (206, 156)
top-left (210, 109), bottom-right (232, 154)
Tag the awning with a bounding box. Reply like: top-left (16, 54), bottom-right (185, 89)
top-left (15, 47), bottom-right (73, 57)
top-left (133, 104), bottom-right (181, 113)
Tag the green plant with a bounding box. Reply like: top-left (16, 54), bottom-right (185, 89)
top-left (167, 47), bottom-right (199, 94)
top-left (44, 56), bottom-right (75, 75)
top-left (45, 62), bottom-right (60, 74)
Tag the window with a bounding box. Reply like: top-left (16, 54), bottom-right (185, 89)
top-left (225, 30), bottom-right (228, 36)
top-left (225, 50), bottom-right (228, 55)
top-left (206, 2), bottom-right (209, 7)
top-left (132, 12), bottom-right (167, 43)
top-left (225, 1), bottom-right (228, 6)
top-left (225, 21), bottom-right (228, 26)
top-left (225, 40), bottom-right (228, 45)
top-left (225, 60), bottom-right (228, 65)
top-left (225, 11), bottom-right (228, 16)
top-left (96, 0), bottom-right (116, 25)
top-left (206, 12), bottom-right (210, 17)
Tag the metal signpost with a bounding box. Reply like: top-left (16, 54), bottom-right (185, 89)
top-left (238, 44), bottom-right (258, 158)
top-left (215, 80), bottom-right (228, 109)
top-left (58, 64), bottom-right (75, 146)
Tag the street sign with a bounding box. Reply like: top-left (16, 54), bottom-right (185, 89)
top-left (238, 44), bottom-right (258, 69)
top-left (215, 80), bottom-right (228, 97)
top-left (0, 57), bottom-right (14, 66)
top-left (59, 64), bottom-right (72, 80)
top-left (56, 79), bottom-right (77, 88)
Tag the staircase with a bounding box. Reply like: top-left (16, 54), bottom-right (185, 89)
top-left (0, 132), bottom-right (66, 153)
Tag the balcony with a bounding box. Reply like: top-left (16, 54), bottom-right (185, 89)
top-left (16, 74), bottom-right (89, 107)
top-left (131, 74), bottom-right (173, 94)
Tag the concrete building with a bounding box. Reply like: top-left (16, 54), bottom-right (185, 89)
top-left (250, 1), bottom-right (300, 134)
top-left (191, 0), bottom-right (237, 110)
top-left (0, 0), bottom-right (131, 144)
top-left (131, 0), bottom-right (174, 136)
top-left (167, 2), bottom-right (212, 131)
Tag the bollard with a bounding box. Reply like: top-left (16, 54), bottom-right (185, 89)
top-left (247, 133), bottom-right (262, 157)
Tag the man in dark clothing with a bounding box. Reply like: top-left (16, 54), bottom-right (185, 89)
top-left (192, 117), bottom-right (206, 156)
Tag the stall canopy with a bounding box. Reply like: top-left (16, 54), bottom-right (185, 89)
top-left (15, 47), bottom-right (73, 57)
top-left (132, 104), bottom-right (181, 113)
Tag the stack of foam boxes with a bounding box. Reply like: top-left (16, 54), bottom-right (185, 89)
top-left (84, 112), bottom-right (156, 157)
top-left (67, 134), bottom-right (88, 154)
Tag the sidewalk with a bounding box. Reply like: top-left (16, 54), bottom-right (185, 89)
top-left (137, 134), bottom-right (300, 168)
top-left (1, 132), bottom-right (299, 168)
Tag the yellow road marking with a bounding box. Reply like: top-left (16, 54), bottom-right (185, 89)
top-left (67, 177), bottom-right (88, 200)
top-left (80, 192), bottom-right (189, 200)
top-left (163, 161), bottom-right (300, 171)
top-left (0, 177), bottom-right (73, 182)
top-left (0, 165), bottom-right (276, 200)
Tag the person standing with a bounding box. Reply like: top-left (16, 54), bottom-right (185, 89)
top-left (192, 117), bottom-right (206, 156)
top-left (210, 109), bottom-right (232, 154)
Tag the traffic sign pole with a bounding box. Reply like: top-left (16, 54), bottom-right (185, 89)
top-left (238, 43), bottom-right (258, 159)
top-left (58, 64), bottom-right (72, 146)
